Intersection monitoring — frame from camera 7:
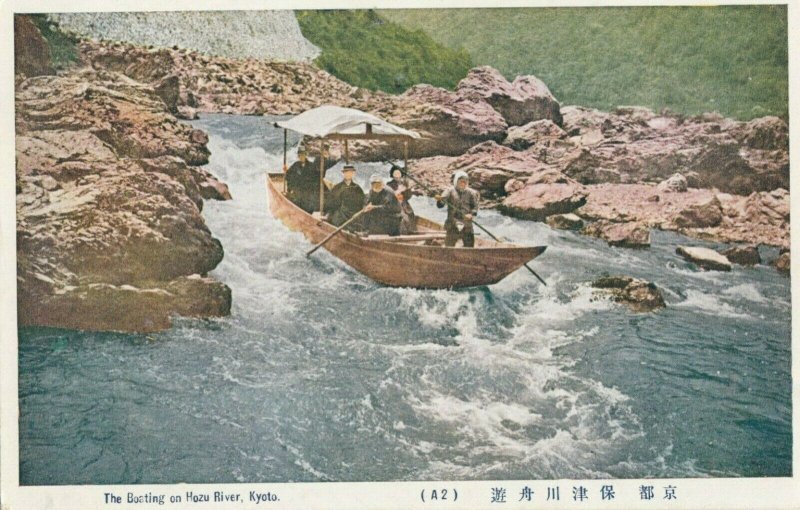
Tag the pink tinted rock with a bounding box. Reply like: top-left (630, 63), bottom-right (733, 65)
top-left (582, 220), bottom-right (651, 248)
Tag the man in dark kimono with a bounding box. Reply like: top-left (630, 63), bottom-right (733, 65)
top-left (435, 170), bottom-right (480, 247)
top-left (324, 165), bottom-right (365, 228)
top-left (363, 174), bottom-right (402, 236)
top-left (285, 146), bottom-right (336, 213)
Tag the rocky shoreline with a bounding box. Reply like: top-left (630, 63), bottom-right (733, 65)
top-left (15, 16), bottom-right (790, 331)
top-left (16, 17), bottom-right (232, 332)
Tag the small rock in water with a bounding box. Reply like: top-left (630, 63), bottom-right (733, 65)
top-left (546, 213), bottom-right (584, 230)
top-left (591, 275), bottom-right (666, 313)
top-left (722, 245), bottom-right (761, 266)
top-left (773, 251), bottom-right (790, 275)
top-left (582, 220), bottom-right (650, 248)
top-left (676, 246), bottom-right (732, 271)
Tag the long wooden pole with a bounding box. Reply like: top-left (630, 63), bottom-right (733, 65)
top-left (306, 207), bottom-right (379, 257)
top-left (389, 162), bottom-right (546, 286)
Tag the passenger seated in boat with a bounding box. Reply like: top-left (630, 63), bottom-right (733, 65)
top-left (324, 165), bottom-right (366, 228)
top-left (284, 146), bottom-right (336, 213)
top-left (435, 170), bottom-right (480, 248)
top-left (386, 165), bottom-right (416, 235)
top-left (363, 174), bottom-right (402, 236)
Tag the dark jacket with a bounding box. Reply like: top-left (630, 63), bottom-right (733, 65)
top-left (286, 157), bottom-right (336, 212)
top-left (363, 187), bottom-right (402, 236)
top-left (436, 186), bottom-right (480, 223)
top-left (325, 180), bottom-right (365, 227)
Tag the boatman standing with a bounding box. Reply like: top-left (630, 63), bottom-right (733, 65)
top-left (285, 145), bottom-right (336, 213)
top-left (363, 174), bottom-right (402, 236)
top-left (324, 165), bottom-right (366, 228)
top-left (436, 170), bottom-right (480, 247)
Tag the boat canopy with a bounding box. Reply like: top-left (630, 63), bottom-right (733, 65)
top-left (276, 105), bottom-right (420, 141)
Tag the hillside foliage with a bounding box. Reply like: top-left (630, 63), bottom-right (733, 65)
top-left (296, 10), bottom-right (472, 94)
top-left (382, 6), bottom-right (788, 120)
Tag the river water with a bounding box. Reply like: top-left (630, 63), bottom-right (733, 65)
top-left (18, 114), bottom-right (791, 484)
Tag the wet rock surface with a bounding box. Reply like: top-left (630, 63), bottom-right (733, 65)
top-left (676, 246), bottom-right (732, 272)
top-left (582, 220), bottom-right (651, 248)
top-left (722, 245), bottom-right (761, 266)
top-left (16, 68), bottom-right (232, 332)
top-left (591, 275), bottom-right (666, 313)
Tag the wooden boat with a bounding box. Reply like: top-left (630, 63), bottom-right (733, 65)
top-left (266, 173), bottom-right (546, 289)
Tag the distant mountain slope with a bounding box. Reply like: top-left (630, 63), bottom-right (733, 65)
top-left (382, 5), bottom-right (788, 120)
top-left (296, 9), bottom-right (472, 93)
top-left (49, 11), bottom-right (320, 62)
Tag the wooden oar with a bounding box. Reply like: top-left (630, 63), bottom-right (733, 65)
top-left (306, 206), bottom-right (380, 257)
top-left (387, 161), bottom-right (547, 286)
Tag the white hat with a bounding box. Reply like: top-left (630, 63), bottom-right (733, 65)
top-left (453, 170), bottom-right (469, 187)
top-left (369, 173), bottom-right (384, 184)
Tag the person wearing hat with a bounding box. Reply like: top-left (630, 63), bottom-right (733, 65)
top-left (386, 165), bottom-right (416, 234)
top-left (363, 174), bottom-right (402, 236)
top-left (435, 170), bottom-right (480, 247)
top-left (285, 145), bottom-right (336, 213)
top-left (325, 165), bottom-right (366, 227)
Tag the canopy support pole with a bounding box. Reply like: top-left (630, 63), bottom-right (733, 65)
top-left (344, 139), bottom-right (350, 164)
top-left (283, 128), bottom-right (288, 193)
top-left (403, 141), bottom-right (409, 171)
top-left (319, 141), bottom-right (325, 213)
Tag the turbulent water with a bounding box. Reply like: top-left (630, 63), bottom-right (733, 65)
top-left (18, 114), bottom-right (791, 484)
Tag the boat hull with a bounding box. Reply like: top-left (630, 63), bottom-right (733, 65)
top-left (266, 173), bottom-right (546, 289)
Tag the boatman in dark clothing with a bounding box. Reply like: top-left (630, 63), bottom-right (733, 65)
top-left (324, 165), bottom-right (366, 228)
top-left (285, 146), bottom-right (336, 213)
top-left (363, 174), bottom-right (402, 236)
top-left (435, 170), bottom-right (480, 247)
top-left (387, 165), bottom-right (416, 234)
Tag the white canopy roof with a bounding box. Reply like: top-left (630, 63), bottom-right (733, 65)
top-left (276, 105), bottom-right (420, 140)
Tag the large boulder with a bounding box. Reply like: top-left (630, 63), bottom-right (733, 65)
top-left (18, 275), bottom-right (231, 333)
top-left (675, 195), bottom-right (723, 228)
top-left (16, 68), bottom-right (232, 332)
top-left (14, 16), bottom-right (53, 77)
top-left (657, 173), bottom-right (688, 193)
top-left (676, 246), bottom-right (732, 271)
top-left (455, 66), bottom-right (562, 127)
top-left (498, 171), bottom-right (586, 221)
top-left (591, 275), bottom-right (666, 313)
top-left (504, 119), bottom-right (567, 151)
top-left (737, 116), bottom-right (789, 151)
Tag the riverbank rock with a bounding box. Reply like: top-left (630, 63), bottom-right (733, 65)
top-left (583, 220), bottom-right (651, 248)
top-left (676, 246), bottom-right (732, 271)
top-left (14, 16), bottom-right (54, 77)
top-left (591, 275), bottom-right (666, 313)
top-left (498, 171), bottom-right (587, 221)
top-left (546, 213), bottom-right (583, 230)
top-left (722, 245), bottom-right (761, 266)
top-left (504, 119), bottom-right (567, 150)
top-left (774, 252), bottom-right (790, 275)
top-left (455, 66), bottom-right (562, 127)
top-left (657, 173), bottom-right (688, 192)
top-left (674, 195), bottom-right (723, 228)
top-left (16, 68), bottom-right (232, 332)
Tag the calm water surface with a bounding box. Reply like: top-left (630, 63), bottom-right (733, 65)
top-left (18, 114), bottom-right (791, 484)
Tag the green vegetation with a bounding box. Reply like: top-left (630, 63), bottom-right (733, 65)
top-left (382, 6), bottom-right (787, 120)
top-left (26, 14), bottom-right (79, 69)
top-left (296, 10), bottom-right (472, 94)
